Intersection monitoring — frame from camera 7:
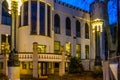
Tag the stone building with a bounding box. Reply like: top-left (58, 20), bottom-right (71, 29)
top-left (0, 0), bottom-right (106, 78)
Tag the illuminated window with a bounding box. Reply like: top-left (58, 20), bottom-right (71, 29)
top-left (76, 20), bottom-right (81, 37)
top-left (22, 62), bottom-right (27, 69)
top-left (54, 14), bottom-right (60, 34)
top-left (85, 23), bottom-right (89, 39)
top-left (76, 44), bottom-right (81, 58)
top-left (0, 62), bottom-right (3, 69)
top-left (54, 41), bottom-right (60, 53)
top-left (29, 62), bottom-right (33, 69)
top-left (31, 1), bottom-right (37, 34)
top-left (40, 2), bottom-right (45, 35)
top-left (66, 17), bottom-right (71, 36)
top-left (85, 45), bottom-right (89, 59)
top-left (37, 45), bottom-right (46, 53)
top-left (66, 42), bottom-right (71, 55)
top-left (2, 1), bottom-right (11, 25)
top-left (23, 1), bottom-right (28, 26)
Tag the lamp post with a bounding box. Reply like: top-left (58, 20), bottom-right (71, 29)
top-left (5, 0), bottom-right (22, 80)
top-left (91, 19), bottom-right (104, 68)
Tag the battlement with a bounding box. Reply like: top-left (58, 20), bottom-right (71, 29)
top-left (54, 0), bottom-right (90, 14)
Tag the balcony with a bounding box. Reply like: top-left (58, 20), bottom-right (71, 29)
top-left (18, 52), bottom-right (69, 62)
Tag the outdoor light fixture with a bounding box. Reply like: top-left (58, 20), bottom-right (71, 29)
top-left (92, 19), bottom-right (104, 33)
top-left (6, 0), bottom-right (22, 15)
top-left (6, 0), bottom-right (23, 79)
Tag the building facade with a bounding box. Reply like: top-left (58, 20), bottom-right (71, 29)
top-left (0, 0), bottom-right (106, 78)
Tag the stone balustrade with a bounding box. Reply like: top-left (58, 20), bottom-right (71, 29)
top-left (18, 53), bottom-right (68, 62)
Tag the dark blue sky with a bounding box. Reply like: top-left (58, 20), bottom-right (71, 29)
top-left (58, 0), bottom-right (119, 24)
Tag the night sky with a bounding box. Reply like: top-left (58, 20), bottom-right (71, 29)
top-left (58, 0), bottom-right (119, 24)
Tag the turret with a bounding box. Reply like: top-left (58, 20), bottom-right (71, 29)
top-left (90, 0), bottom-right (106, 20)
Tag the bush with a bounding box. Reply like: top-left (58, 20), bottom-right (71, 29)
top-left (0, 73), bottom-right (8, 80)
top-left (93, 66), bottom-right (103, 78)
top-left (68, 57), bottom-right (84, 73)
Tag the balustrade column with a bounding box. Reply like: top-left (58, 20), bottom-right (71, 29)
top-left (59, 46), bottom-right (65, 76)
top-left (33, 42), bottom-right (38, 78)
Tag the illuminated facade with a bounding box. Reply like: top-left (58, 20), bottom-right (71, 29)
top-left (0, 0), bottom-right (106, 78)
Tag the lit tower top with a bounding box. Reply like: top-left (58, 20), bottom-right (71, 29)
top-left (6, 0), bottom-right (22, 15)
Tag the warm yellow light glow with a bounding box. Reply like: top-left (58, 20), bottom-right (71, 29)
top-left (91, 19), bottom-right (104, 32)
top-left (6, 0), bottom-right (22, 15)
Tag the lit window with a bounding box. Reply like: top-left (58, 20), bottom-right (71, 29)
top-left (54, 41), bottom-right (60, 53)
top-left (66, 42), bottom-right (71, 55)
top-left (37, 45), bottom-right (46, 53)
top-left (85, 45), bottom-right (89, 59)
top-left (76, 44), bottom-right (81, 58)
top-left (29, 62), bottom-right (33, 69)
top-left (22, 62), bottom-right (27, 69)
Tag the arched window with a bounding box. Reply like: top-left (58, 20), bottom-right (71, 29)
top-left (54, 14), bottom-right (60, 34)
top-left (2, 1), bottom-right (11, 25)
top-left (31, 1), bottom-right (37, 34)
top-left (76, 20), bottom-right (81, 37)
top-left (66, 17), bottom-right (71, 36)
top-left (23, 1), bottom-right (28, 26)
top-left (85, 23), bottom-right (89, 39)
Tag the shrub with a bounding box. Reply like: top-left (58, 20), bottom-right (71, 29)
top-left (68, 57), bottom-right (84, 73)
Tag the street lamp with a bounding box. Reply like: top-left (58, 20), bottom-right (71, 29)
top-left (91, 19), bottom-right (104, 66)
top-left (5, 0), bottom-right (22, 80)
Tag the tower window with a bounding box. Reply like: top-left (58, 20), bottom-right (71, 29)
top-left (54, 14), bottom-right (60, 34)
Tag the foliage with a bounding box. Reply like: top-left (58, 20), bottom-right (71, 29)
top-left (0, 73), bottom-right (8, 80)
top-left (68, 57), bottom-right (84, 73)
top-left (93, 66), bottom-right (103, 78)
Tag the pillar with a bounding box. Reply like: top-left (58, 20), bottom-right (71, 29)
top-left (33, 42), bottom-right (38, 78)
top-left (59, 46), bottom-right (65, 76)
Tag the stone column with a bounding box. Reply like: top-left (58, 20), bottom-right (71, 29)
top-left (33, 42), bottom-right (38, 78)
top-left (59, 46), bottom-right (65, 76)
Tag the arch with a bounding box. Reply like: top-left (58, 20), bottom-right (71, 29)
top-left (85, 23), bottom-right (89, 39)
top-left (66, 17), bottom-right (71, 36)
top-left (54, 14), bottom-right (60, 34)
top-left (76, 20), bottom-right (81, 37)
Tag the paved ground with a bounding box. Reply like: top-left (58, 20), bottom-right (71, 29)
top-left (47, 72), bottom-right (102, 80)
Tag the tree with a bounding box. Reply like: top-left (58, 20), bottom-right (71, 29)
top-left (68, 57), bottom-right (84, 73)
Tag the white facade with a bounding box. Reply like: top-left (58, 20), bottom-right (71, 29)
top-left (0, 0), bottom-right (106, 77)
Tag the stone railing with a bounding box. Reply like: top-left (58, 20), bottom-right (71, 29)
top-left (18, 52), bottom-right (68, 62)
